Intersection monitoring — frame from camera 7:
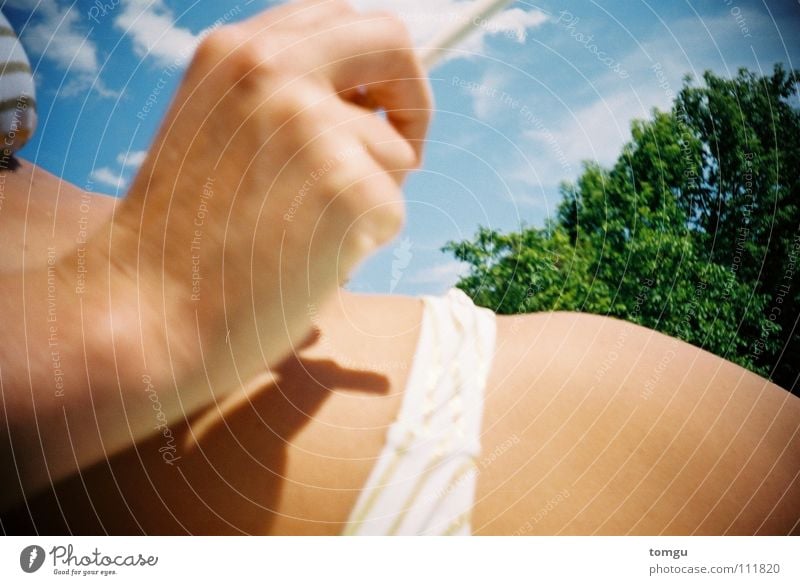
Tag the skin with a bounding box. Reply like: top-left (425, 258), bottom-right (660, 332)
top-left (0, 0), bottom-right (432, 506)
top-left (1, 1), bottom-right (798, 534)
top-left (1, 162), bottom-right (798, 536)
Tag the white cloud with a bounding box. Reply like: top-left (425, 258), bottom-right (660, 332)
top-left (350, 0), bottom-right (547, 61)
top-left (523, 81), bottom-right (672, 182)
top-left (90, 166), bottom-right (128, 190)
top-left (409, 260), bottom-right (469, 286)
top-left (468, 66), bottom-right (511, 120)
top-left (116, 149), bottom-right (147, 168)
top-left (23, 2), bottom-right (97, 72)
top-left (18, 0), bottom-right (117, 97)
top-left (499, 8), bottom-right (780, 200)
top-left (3, 0), bottom-right (42, 10)
top-left (489, 7), bottom-right (548, 43)
top-left (502, 165), bottom-right (556, 210)
top-left (115, 0), bottom-right (201, 68)
top-left (92, 149), bottom-right (147, 190)
top-left (519, 7), bottom-right (773, 187)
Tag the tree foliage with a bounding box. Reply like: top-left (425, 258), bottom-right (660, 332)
top-left (446, 66), bottom-right (799, 392)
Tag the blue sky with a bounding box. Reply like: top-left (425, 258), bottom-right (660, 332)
top-left (5, 0), bottom-right (799, 296)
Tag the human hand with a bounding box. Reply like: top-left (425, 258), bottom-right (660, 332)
top-left (108, 0), bottom-right (432, 392)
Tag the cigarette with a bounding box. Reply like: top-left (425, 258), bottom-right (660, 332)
top-left (418, 0), bottom-right (516, 70)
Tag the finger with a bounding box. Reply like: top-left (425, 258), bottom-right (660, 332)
top-left (345, 104), bottom-right (419, 184)
top-left (311, 12), bottom-right (433, 162)
top-left (333, 162), bottom-right (406, 259)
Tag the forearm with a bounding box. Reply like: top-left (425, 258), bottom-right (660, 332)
top-left (0, 237), bottom-right (211, 511)
top-left (0, 0), bottom-right (431, 513)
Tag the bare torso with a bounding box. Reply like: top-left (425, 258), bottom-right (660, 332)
top-left (3, 162), bottom-right (799, 535)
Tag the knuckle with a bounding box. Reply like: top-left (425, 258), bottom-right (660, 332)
top-left (421, 83), bottom-right (435, 113)
top-left (235, 43), bottom-right (282, 79)
top-left (267, 82), bottom-right (325, 129)
top-left (198, 27), bottom-right (294, 85)
top-left (369, 11), bottom-right (413, 46)
top-left (324, 154), bottom-right (369, 199)
top-left (377, 197), bottom-right (406, 241)
top-left (404, 141), bottom-right (421, 169)
top-left (339, 174), bottom-right (406, 250)
top-left (360, 196), bottom-right (406, 250)
top-left (392, 137), bottom-right (420, 170)
top-left (194, 26), bottom-right (242, 64)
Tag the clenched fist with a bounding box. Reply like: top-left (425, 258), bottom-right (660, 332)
top-left (0, 0), bottom-right (434, 506)
top-left (108, 0), bottom-right (432, 391)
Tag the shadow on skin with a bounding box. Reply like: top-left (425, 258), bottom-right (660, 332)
top-left (2, 340), bottom-right (390, 535)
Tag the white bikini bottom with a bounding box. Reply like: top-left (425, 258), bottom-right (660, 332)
top-left (343, 289), bottom-right (497, 535)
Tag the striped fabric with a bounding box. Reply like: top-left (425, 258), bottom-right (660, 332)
top-left (0, 10), bottom-right (36, 156)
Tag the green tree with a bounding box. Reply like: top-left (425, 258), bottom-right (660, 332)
top-left (446, 66), bottom-right (798, 391)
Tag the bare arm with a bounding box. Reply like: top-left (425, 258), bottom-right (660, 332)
top-left (477, 312), bottom-right (800, 535)
top-left (0, 238), bottom-right (187, 511)
top-left (0, 0), bottom-right (431, 511)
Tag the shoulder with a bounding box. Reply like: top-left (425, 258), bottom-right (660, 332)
top-left (0, 160), bottom-right (118, 272)
top-left (475, 310), bottom-right (800, 535)
top-left (492, 310), bottom-right (792, 402)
